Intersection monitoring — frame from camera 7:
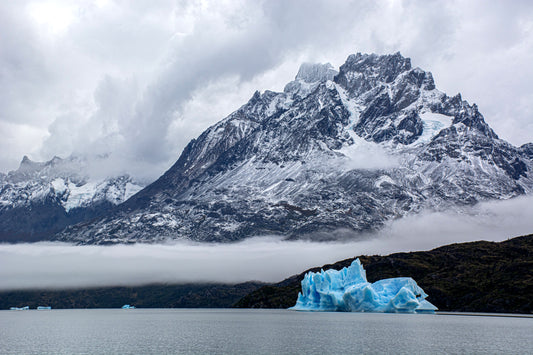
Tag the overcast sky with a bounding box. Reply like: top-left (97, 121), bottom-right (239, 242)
top-left (1, 0), bottom-right (533, 180)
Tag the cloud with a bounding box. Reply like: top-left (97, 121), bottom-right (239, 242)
top-left (1, 0), bottom-right (532, 179)
top-left (1, 195), bottom-right (531, 290)
top-left (336, 134), bottom-right (400, 170)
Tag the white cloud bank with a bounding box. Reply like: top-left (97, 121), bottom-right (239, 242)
top-left (1, 195), bottom-right (532, 290)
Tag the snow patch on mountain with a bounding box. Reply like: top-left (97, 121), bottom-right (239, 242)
top-left (414, 112), bottom-right (453, 145)
top-left (374, 175), bottom-right (395, 188)
top-left (58, 179), bottom-right (142, 212)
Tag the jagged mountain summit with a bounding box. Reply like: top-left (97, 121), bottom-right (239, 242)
top-left (0, 155), bottom-right (144, 242)
top-left (55, 52), bottom-right (533, 244)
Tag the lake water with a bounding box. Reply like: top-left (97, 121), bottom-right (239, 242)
top-left (1, 309), bottom-right (532, 354)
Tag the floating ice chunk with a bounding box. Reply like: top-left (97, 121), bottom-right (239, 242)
top-left (415, 299), bottom-right (439, 313)
top-left (10, 306), bottom-right (29, 311)
top-left (290, 259), bottom-right (437, 313)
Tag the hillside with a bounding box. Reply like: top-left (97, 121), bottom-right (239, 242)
top-left (0, 282), bottom-right (263, 310)
top-left (235, 234), bottom-right (533, 313)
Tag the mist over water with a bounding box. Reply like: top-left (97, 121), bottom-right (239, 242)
top-left (1, 195), bottom-right (532, 290)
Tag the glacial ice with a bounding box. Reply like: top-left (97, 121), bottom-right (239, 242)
top-left (290, 259), bottom-right (437, 313)
top-left (414, 112), bottom-right (453, 145)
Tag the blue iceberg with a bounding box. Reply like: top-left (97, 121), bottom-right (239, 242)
top-left (290, 259), bottom-right (437, 313)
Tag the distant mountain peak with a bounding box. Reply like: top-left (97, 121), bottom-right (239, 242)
top-left (340, 52), bottom-right (412, 83)
top-left (19, 154), bottom-right (37, 166)
top-left (284, 62), bottom-right (338, 97)
top-left (295, 62), bottom-right (337, 83)
top-left (1, 154), bottom-right (146, 242)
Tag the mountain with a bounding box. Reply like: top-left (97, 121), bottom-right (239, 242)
top-left (0, 155), bottom-right (144, 242)
top-left (55, 52), bottom-right (533, 244)
top-left (234, 234), bottom-right (533, 314)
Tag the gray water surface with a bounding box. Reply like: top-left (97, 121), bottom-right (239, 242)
top-left (1, 309), bottom-right (532, 354)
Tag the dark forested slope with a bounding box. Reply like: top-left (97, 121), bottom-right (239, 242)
top-left (0, 282), bottom-right (263, 310)
top-left (235, 234), bottom-right (533, 313)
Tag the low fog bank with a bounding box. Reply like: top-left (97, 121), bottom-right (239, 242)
top-left (1, 195), bottom-right (532, 290)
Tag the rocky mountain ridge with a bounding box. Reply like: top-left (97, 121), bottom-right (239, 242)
top-left (25, 53), bottom-right (533, 243)
top-left (0, 155), bottom-right (144, 242)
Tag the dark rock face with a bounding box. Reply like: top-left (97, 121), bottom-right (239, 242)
top-left (521, 143), bottom-right (533, 159)
top-left (335, 52), bottom-right (413, 91)
top-left (53, 52), bottom-right (532, 244)
top-left (0, 201), bottom-right (116, 243)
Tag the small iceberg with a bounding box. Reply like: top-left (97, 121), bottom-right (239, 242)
top-left (9, 306), bottom-right (29, 311)
top-left (121, 304), bottom-right (136, 309)
top-left (290, 259), bottom-right (438, 313)
top-left (37, 306), bottom-right (52, 310)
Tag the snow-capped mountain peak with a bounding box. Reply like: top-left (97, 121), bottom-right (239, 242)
top-left (0, 155), bottom-right (145, 242)
top-left (48, 52), bottom-right (533, 245)
top-left (284, 62), bottom-right (338, 97)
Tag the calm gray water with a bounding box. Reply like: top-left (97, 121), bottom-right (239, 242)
top-left (1, 309), bottom-right (532, 354)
